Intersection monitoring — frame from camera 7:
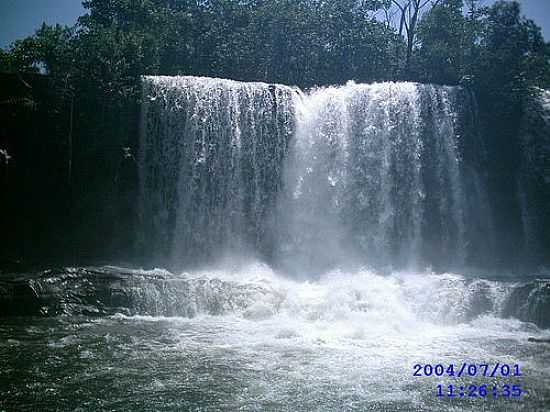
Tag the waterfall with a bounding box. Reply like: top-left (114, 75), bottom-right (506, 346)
top-left (139, 76), bottom-right (296, 267)
top-left (139, 76), bottom-right (493, 272)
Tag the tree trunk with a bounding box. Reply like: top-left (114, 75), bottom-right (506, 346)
top-left (405, 1), bottom-right (420, 75)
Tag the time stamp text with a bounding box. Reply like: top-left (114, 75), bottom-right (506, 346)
top-left (413, 363), bottom-right (528, 399)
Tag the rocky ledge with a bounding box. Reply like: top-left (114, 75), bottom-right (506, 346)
top-left (0, 267), bottom-right (548, 330)
top-left (502, 279), bottom-right (550, 329)
top-left (0, 266), bottom-right (280, 317)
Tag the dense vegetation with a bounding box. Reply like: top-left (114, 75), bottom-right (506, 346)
top-left (3, 0), bottom-right (549, 90)
top-left (0, 0), bottom-right (549, 270)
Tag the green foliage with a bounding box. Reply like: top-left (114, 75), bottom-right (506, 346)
top-left (1, 1), bottom-right (548, 107)
top-left (475, 1), bottom-right (550, 106)
top-left (1, 24), bottom-right (74, 77)
top-left (73, 0), bottom-right (401, 88)
top-left (415, 0), bottom-right (465, 84)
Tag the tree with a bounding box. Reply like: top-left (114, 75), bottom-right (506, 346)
top-left (415, 0), bottom-right (465, 84)
top-left (383, 0), bottom-right (442, 75)
top-left (0, 23), bottom-right (74, 77)
top-left (475, 0), bottom-right (550, 106)
top-left (461, 0), bottom-right (484, 78)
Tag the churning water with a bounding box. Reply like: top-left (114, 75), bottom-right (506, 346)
top-left (1, 265), bottom-right (550, 411)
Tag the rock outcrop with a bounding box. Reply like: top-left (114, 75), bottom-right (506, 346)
top-left (0, 266), bottom-right (281, 317)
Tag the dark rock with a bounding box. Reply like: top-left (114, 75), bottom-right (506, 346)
top-left (502, 279), bottom-right (550, 329)
top-left (0, 266), bottom-right (281, 318)
top-left (0, 279), bottom-right (42, 315)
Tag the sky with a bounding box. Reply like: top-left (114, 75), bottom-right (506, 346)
top-left (0, 0), bottom-right (85, 49)
top-left (0, 0), bottom-right (549, 49)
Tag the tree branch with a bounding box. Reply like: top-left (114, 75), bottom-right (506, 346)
top-left (391, 0), bottom-right (408, 13)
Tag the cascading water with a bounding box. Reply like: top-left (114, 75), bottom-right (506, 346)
top-left (140, 76), bottom-right (493, 272)
top-left (277, 82), bottom-right (469, 274)
top-left (2, 76), bottom-right (549, 412)
top-left (139, 76), bottom-right (296, 267)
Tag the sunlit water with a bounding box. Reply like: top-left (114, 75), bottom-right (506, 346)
top-left (139, 77), bottom-right (495, 271)
top-left (1, 265), bottom-right (549, 411)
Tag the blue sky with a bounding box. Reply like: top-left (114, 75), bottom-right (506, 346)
top-left (0, 0), bottom-right (549, 49)
top-left (0, 0), bottom-right (85, 48)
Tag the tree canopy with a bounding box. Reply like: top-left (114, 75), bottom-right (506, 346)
top-left (1, 0), bottom-right (548, 92)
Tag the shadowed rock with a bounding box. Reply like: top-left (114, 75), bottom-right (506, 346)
top-left (0, 266), bottom-right (281, 317)
top-left (0, 267), bottom-right (549, 330)
top-left (502, 279), bottom-right (550, 329)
